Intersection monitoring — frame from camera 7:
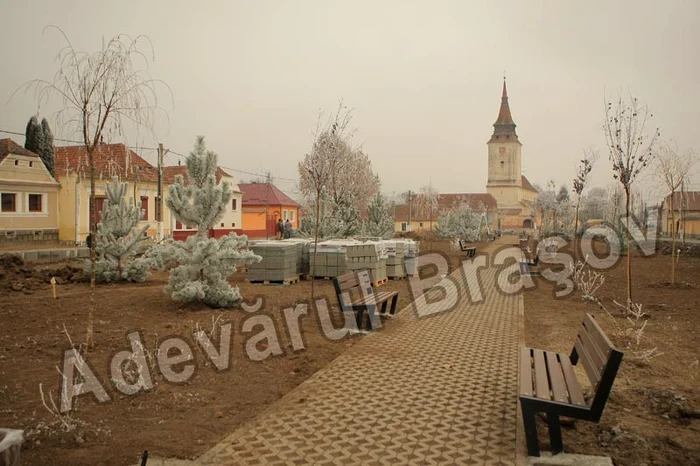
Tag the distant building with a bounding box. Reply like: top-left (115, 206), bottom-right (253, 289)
top-left (485, 80), bottom-right (538, 229)
top-left (662, 191), bottom-right (700, 237)
top-left (393, 193), bottom-right (498, 234)
top-left (0, 138), bottom-right (60, 244)
top-left (55, 143), bottom-right (172, 243)
top-left (239, 183), bottom-right (300, 238)
top-left (163, 165), bottom-right (243, 240)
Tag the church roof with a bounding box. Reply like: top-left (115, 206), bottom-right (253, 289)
top-left (521, 175), bottom-right (537, 192)
top-left (489, 80), bottom-right (519, 143)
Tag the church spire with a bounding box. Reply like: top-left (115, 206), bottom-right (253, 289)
top-left (489, 78), bottom-right (518, 143)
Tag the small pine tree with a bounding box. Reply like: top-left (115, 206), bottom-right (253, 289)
top-left (86, 177), bottom-right (151, 282)
top-left (162, 136), bottom-right (260, 308)
top-left (24, 116), bottom-right (44, 156)
top-left (40, 118), bottom-right (55, 177)
top-left (363, 193), bottom-right (394, 239)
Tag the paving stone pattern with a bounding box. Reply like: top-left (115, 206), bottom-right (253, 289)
top-left (199, 254), bottom-right (520, 465)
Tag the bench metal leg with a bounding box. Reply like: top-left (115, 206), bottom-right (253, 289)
top-left (379, 300), bottom-right (389, 316)
top-left (366, 305), bottom-right (382, 331)
top-left (547, 410), bottom-right (563, 454)
top-left (388, 295), bottom-right (398, 316)
top-left (521, 401), bottom-right (541, 457)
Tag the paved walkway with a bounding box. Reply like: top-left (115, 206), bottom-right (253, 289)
top-left (195, 240), bottom-right (522, 465)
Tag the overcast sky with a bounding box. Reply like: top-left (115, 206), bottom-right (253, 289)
top-left (1, 1), bottom-right (698, 201)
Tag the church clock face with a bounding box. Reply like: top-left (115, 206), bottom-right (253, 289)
top-left (499, 147), bottom-right (506, 155)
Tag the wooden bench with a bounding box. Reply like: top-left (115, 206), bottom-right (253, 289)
top-left (519, 313), bottom-right (623, 456)
top-left (519, 251), bottom-right (541, 276)
top-left (332, 270), bottom-right (399, 331)
top-left (458, 240), bottom-right (477, 258)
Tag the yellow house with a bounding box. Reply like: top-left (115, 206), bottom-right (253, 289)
top-left (55, 143), bottom-right (173, 244)
top-left (393, 193), bottom-right (499, 234)
top-left (0, 139), bottom-right (60, 244)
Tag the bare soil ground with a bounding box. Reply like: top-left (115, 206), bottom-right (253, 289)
top-left (524, 244), bottom-right (700, 465)
top-left (0, 254), bottom-right (418, 466)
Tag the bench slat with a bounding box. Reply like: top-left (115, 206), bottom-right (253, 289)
top-left (575, 336), bottom-right (602, 388)
top-left (579, 325), bottom-right (607, 385)
top-left (583, 314), bottom-right (615, 359)
top-left (533, 349), bottom-right (550, 400)
top-left (545, 351), bottom-right (568, 404)
top-left (520, 347), bottom-right (533, 397)
top-left (351, 291), bottom-right (398, 307)
top-left (559, 353), bottom-right (586, 407)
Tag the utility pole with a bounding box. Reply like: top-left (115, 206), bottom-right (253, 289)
top-left (157, 143), bottom-right (168, 242)
top-left (407, 190), bottom-right (412, 232)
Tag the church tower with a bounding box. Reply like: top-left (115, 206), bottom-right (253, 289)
top-left (486, 79), bottom-right (522, 189)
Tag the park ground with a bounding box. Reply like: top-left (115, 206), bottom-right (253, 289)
top-left (0, 239), bottom-right (698, 465)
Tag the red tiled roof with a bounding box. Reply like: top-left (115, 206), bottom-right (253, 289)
top-left (162, 165), bottom-right (234, 187)
top-left (393, 192), bottom-right (497, 221)
top-left (239, 183), bottom-right (299, 207)
top-left (665, 192), bottom-right (700, 212)
top-left (0, 138), bottom-right (39, 163)
top-left (55, 143), bottom-right (158, 183)
top-left (521, 175), bottom-right (537, 192)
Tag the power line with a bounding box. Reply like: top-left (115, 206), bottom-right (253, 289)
top-left (2, 128), bottom-right (297, 184)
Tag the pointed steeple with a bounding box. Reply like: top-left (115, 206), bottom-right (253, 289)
top-left (489, 78), bottom-right (518, 143)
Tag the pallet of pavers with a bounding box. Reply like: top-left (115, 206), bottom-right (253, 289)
top-left (281, 238), bottom-right (312, 276)
top-left (381, 240), bottom-right (407, 279)
top-left (246, 241), bottom-right (301, 285)
top-left (307, 240), bottom-right (358, 279)
top-left (346, 241), bottom-right (388, 286)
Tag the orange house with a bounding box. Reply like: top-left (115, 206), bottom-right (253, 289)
top-left (239, 183), bottom-right (300, 238)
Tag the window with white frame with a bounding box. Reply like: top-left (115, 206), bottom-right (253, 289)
top-left (401, 222), bottom-right (407, 232)
top-left (283, 210), bottom-right (288, 221)
top-left (290, 210), bottom-right (295, 222)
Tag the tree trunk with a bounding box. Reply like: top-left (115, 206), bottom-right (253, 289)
top-left (311, 190), bottom-right (321, 301)
top-left (625, 187), bottom-right (632, 304)
top-left (670, 196), bottom-right (676, 285)
top-left (574, 200), bottom-right (580, 258)
top-left (88, 150), bottom-right (96, 349)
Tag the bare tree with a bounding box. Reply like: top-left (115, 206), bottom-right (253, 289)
top-left (298, 103), bottom-right (354, 299)
top-left (572, 149), bottom-right (597, 238)
top-left (412, 184), bottom-right (440, 249)
top-left (656, 141), bottom-right (697, 284)
top-left (603, 91), bottom-right (659, 303)
top-left (23, 28), bottom-right (170, 347)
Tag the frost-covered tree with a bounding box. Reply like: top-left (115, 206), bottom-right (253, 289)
top-left (86, 177), bottom-right (150, 282)
top-left (161, 136), bottom-right (260, 308)
top-left (436, 202), bottom-right (481, 242)
top-left (363, 193), bottom-right (394, 239)
top-left (572, 150), bottom-right (596, 236)
top-left (299, 188), bottom-right (358, 239)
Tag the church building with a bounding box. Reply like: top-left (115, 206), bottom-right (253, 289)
top-left (485, 80), bottom-right (538, 230)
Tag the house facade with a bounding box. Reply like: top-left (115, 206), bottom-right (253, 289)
top-left (54, 143), bottom-right (173, 243)
top-left (393, 193), bottom-right (498, 235)
top-left (662, 191), bottom-right (700, 237)
top-left (239, 183), bottom-right (300, 238)
top-left (164, 165), bottom-right (243, 240)
top-left (0, 139), bottom-right (60, 244)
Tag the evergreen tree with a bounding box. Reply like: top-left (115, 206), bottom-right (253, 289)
top-left (557, 185), bottom-right (570, 203)
top-left (161, 136), bottom-right (260, 308)
top-left (363, 193), bottom-right (394, 239)
top-left (436, 202), bottom-right (481, 242)
top-left (24, 116), bottom-right (44, 156)
top-left (85, 177), bottom-right (151, 282)
top-left (40, 118), bottom-right (55, 177)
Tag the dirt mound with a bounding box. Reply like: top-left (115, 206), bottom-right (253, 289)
top-left (659, 242), bottom-right (700, 258)
top-left (0, 253), bottom-right (86, 293)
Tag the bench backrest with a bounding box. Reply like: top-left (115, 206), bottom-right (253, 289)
top-left (570, 313), bottom-right (623, 421)
top-left (332, 270), bottom-right (374, 310)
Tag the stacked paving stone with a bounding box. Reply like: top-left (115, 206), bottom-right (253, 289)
top-left (281, 238), bottom-right (312, 275)
top-left (247, 242), bottom-right (299, 282)
top-left (381, 240), bottom-right (407, 278)
top-left (346, 241), bottom-right (388, 283)
top-left (308, 240), bottom-right (359, 278)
